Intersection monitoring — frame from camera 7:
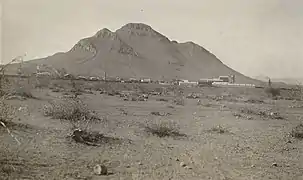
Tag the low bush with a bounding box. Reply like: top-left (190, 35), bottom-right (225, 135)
top-left (265, 87), bottom-right (280, 98)
top-left (43, 98), bottom-right (100, 122)
top-left (145, 121), bottom-right (186, 138)
top-left (173, 97), bottom-right (185, 106)
top-left (0, 97), bottom-right (15, 124)
top-left (209, 125), bottom-right (229, 134)
top-left (291, 124), bottom-right (303, 139)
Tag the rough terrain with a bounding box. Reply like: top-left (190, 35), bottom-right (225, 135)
top-left (0, 78), bottom-right (302, 180)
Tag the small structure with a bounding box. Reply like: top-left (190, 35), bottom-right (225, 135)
top-left (140, 78), bottom-right (151, 83)
top-left (89, 76), bottom-right (99, 81)
top-left (77, 76), bottom-right (87, 80)
top-left (158, 80), bottom-right (171, 85)
top-left (129, 78), bottom-right (139, 83)
top-left (212, 82), bottom-right (256, 88)
top-left (35, 72), bottom-right (51, 77)
top-left (179, 80), bottom-right (198, 86)
top-left (198, 79), bottom-right (217, 86)
top-left (219, 76), bottom-right (230, 82)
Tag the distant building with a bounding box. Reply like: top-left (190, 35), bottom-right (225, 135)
top-left (198, 79), bottom-right (215, 86)
top-left (89, 76), bottom-right (99, 81)
top-left (77, 76), bottom-right (87, 80)
top-left (219, 76), bottom-right (230, 82)
top-left (179, 81), bottom-right (198, 86)
top-left (35, 72), bottom-right (51, 76)
top-left (140, 78), bottom-right (151, 83)
top-left (129, 78), bottom-right (139, 83)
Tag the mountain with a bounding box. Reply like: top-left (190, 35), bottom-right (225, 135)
top-left (271, 78), bottom-right (303, 85)
top-left (7, 23), bottom-right (260, 84)
top-left (254, 75), bottom-right (270, 82)
top-left (254, 75), bottom-right (303, 86)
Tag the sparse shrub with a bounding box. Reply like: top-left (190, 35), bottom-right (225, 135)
top-left (291, 124), bottom-right (303, 139)
top-left (197, 99), bottom-right (212, 107)
top-left (244, 97), bottom-right (264, 104)
top-left (145, 121), bottom-right (186, 138)
top-left (265, 87), bottom-right (280, 98)
top-left (118, 108), bottom-right (128, 115)
top-left (34, 75), bottom-right (52, 89)
top-left (150, 111), bottom-right (171, 116)
top-left (238, 106), bottom-right (283, 120)
top-left (0, 97), bottom-right (15, 125)
top-left (0, 57), bottom-right (22, 144)
top-left (156, 98), bottom-right (169, 102)
top-left (51, 88), bottom-right (61, 92)
top-left (240, 107), bottom-right (258, 115)
top-left (0, 60), bottom-right (17, 125)
top-left (11, 86), bottom-right (36, 99)
top-left (167, 105), bottom-right (175, 109)
top-left (70, 129), bottom-right (122, 146)
top-left (43, 98), bottom-right (100, 122)
top-left (186, 93), bottom-right (200, 99)
top-left (173, 97), bottom-right (185, 106)
top-left (289, 101), bottom-right (303, 108)
top-left (209, 125), bottom-right (229, 134)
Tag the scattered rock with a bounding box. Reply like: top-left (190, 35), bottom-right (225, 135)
top-left (291, 124), bottom-right (303, 139)
top-left (272, 162), bottom-right (278, 167)
top-left (186, 93), bottom-right (200, 99)
top-left (6, 95), bottom-right (26, 101)
top-left (93, 164), bottom-right (108, 175)
top-left (150, 111), bottom-right (171, 116)
top-left (71, 129), bottom-right (121, 146)
top-left (180, 162), bottom-right (186, 167)
top-left (184, 166), bottom-right (192, 169)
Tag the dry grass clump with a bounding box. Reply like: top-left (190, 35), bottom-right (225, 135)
top-left (197, 99), bottom-right (213, 107)
top-left (11, 86), bottom-right (36, 99)
top-left (265, 87), bottom-right (281, 98)
top-left (0, 58), bottom-right (23, 145)
top-left (244, 97), bottom-right (265, 104)
top-left (238, 106), bottom-right (284, 120)
top-left (150, 111), bottom-right (171, 116)
top-left (145, 121), bottom-right (186, 138)
top-left (43, 98), bottom-right (100, 122)
top-left (186, 93), bottom-right (200, 99)
top-left (70, 129), bottom-right (122, 146)
top-left (173, 97), bottom-right (185, 106)
top-left (291, 124), bottom-right (303, 139)
top-left (156, 98), bottom-right (169, 102)
top-left (0, 61), bottom-right (16, 125)
top-left (209, 125), bottom-right (229, 134)
top-left (0, 98), bottom-right (15, 125)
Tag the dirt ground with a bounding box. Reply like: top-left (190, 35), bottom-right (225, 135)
top-left (0, 79), bottom-right (303, 180)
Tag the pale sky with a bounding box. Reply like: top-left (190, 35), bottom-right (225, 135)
top-left (1, 0), bottom-right (303, 78)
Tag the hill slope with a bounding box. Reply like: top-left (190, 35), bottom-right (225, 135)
top-left (7, 23), bottom-right (260, 84)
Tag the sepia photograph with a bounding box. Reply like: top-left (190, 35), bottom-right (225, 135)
top-left (0, 0), bottom-right (302, 179)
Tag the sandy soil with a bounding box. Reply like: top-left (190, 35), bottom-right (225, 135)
top-left (0, 81), bottom-right (302, 180)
